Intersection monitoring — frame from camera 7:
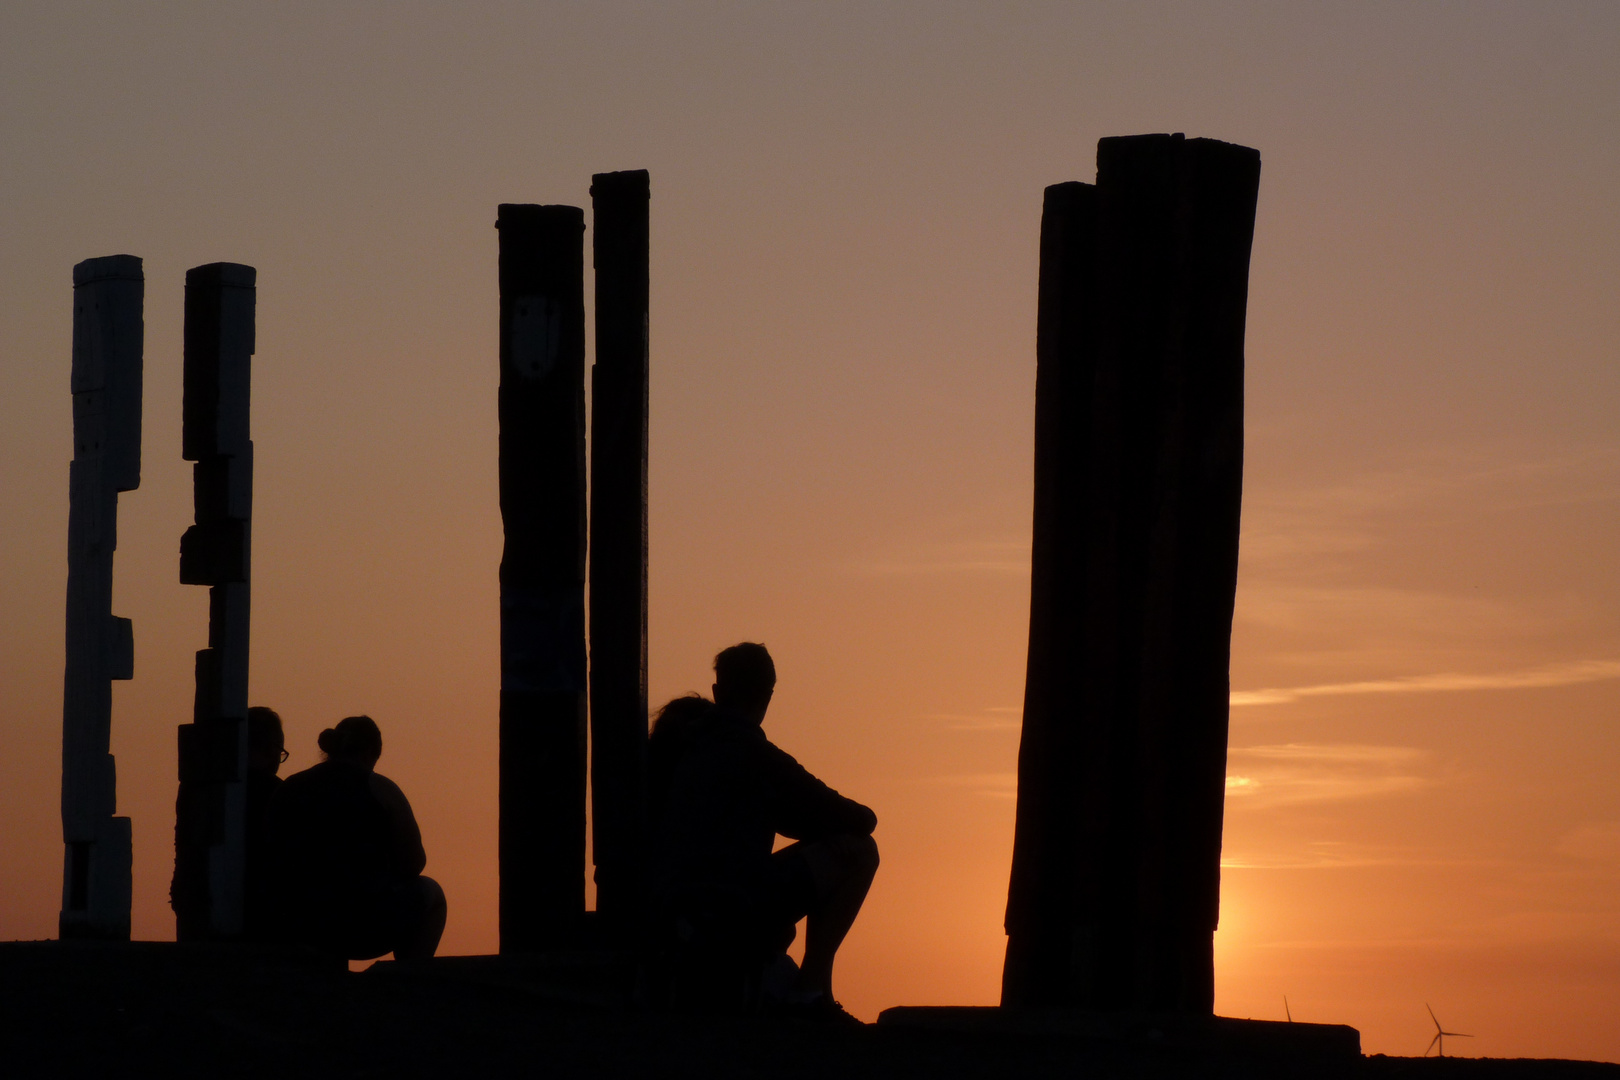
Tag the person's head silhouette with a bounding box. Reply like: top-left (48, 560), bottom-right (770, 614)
top-left (651, 692), bottom-right (713, 738)
top-left (712, 642), bottom-right (776, 725)
top-left (317, 715), bottom-right (383, 770)
top-left (246, 706), bottom-right (286, 778)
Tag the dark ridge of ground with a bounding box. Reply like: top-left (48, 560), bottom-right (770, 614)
top-left (1, 942), bottom-right (1614, 1080)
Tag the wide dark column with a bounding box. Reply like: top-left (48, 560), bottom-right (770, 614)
top-left (174, 262), bottom-right (256, 941)
top-left (497, 204), bottom-right (589, 952)
top-left (60, 254), bottom-right (143, 941)
top-left (1099, 134), bottom-right (1258, 1012)
top-left (1003, 134), bottom-right (1260, 1013)
top-left (588, 169), bottom-right (650, 930)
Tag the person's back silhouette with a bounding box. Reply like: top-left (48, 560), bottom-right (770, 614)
top-left (270, 715), bottom-right (446, 961)
top-left (650, 643), bottom-right (878, 1020)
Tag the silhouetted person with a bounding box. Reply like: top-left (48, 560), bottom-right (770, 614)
top-left (651, 644), bottom-right (878, 1020)
top-left (242, 706), bottom-right (287, 940)
top-left (647, 693), bottom-right (714, 832)
top-left (170, 704), bottom-right (286, 938)
top-left (270, 715), bottom-right (446, 961)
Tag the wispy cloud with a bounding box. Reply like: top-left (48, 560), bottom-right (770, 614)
top-left (1234, 582), bottom-right (1555, 640)
top-left (1230, 658), bottom-right (1620, 707)
top-left (1236, 447), bottom-right (1620, 663)
top-left (919, 744), bottom-right (1430, 808)
top-left (916, 772), bottom-right (1018, 799)
top-left (1242, 444), bottom-right (1620, 562)
top-left (1224, 743), bottom-right (1430, 807)
top-left (1232, 743), bottom-right (1425, 764)
top-left (923, 706), bottom-right (1022, 731)
top-left (1219, 841), bottom-right (1477, 871)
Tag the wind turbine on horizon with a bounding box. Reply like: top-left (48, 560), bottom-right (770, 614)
top-left (1425, 1004), bottom-right (1473, 1057)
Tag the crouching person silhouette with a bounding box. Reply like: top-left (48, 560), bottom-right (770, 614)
top-left (271, 715), bottom-right (446, 962)
top-left (650, 643), bottom-right (878, 1022)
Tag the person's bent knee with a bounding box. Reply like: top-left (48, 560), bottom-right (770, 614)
top-left (829, 832), bottom-right (879, 876)
top-left (851, 832), bottom-right (879, 876)
top-left (394, 875), bottom-right (447, 962)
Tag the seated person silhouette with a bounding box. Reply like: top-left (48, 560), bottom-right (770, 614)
top-left (650, 643), bottom-right (878, 1020)
top-left (170, 704), bottom-right (286, 938)
top-left (270, 715), bottom-right (446, 961)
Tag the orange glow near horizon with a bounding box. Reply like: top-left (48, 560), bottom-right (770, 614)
top-left (4, 4), bottom-right (1620, 1062)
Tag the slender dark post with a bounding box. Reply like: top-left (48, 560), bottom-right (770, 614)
top-left (1001, 184), bottom-right (1097, 999)
top-left (1003, 135), bottom-right (1260, 1013)
top-left (173, 262), bottom-right (256, 941)
top-left (589, 170), bottom-right (650, 929)
top-left (60, 254), bottom-right (142, 940)
top-left (497, 204), bottom-right (589, 952)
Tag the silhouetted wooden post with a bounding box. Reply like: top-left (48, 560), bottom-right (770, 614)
top-left (1001, 184), bottom-right (1097, 996)
top-left (173, 263), bottom-right (256, 940)
top-left (497, 204), bottom-right (589, 952)
top-left (1004, 135), bottom-right (1260, 1013)
top-left (589, 170), bottom-right (650, 929)
top-left (59, 254), bottom-right (142, 940)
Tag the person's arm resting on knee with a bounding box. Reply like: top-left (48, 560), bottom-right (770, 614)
top-left (757, 739), bottom-right (876, 841)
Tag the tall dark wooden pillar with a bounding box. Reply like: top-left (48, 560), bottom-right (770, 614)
top-left (497, 204), bottom-right (589, 952)
top-left (60, 254), bottom-right (143, 940)
top-left (1002, 184), bottom-right (1098, 996)
top-left (173, 262), bottom-right (257, 941)
top-left (588, 170), bottom-right (650, 929)
top-left (1004, 135), bottom-right (1260, 1013)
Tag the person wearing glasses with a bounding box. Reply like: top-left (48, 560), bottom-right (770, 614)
top-left (242, 705), bottom-right (288, 940)
top-left (171, 704), bottom-right (288, 938)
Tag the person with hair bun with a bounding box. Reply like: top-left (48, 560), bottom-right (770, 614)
top-left (270, 715), bottom-right (446, 961)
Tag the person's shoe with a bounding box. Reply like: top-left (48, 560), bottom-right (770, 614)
top-left (771, 992), bottom-right (865, 1028)
top-left (812, 997), bottom-right (865, 1029)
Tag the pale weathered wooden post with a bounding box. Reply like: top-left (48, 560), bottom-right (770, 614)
top-left (60, 254), bottom-right (143, 940)
top-left (589, 170), bottom-right (650, 930)
top-left (172, 263), bottom-right (256, 941)
top-left (1004, 135), bottom-right (1260, 1013)
top-left (497, 204), bottom-right (589, 952)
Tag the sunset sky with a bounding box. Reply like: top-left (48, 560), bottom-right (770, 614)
top-left (4, 1), bottom-right (1619, 1060)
